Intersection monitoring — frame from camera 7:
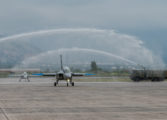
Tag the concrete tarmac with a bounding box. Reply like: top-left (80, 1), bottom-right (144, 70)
top-left (0, 78), bottom-right (167, 120)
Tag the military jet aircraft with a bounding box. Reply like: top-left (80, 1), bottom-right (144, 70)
top-left (34, 55), bottom-right (95, 87)
top-left (19, 72), bottom-right (30, 82)
top-left (9, 72), bottom-right (30, 82)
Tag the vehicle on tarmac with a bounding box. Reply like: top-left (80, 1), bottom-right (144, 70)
top-left (130, 69), bottom-right (166, 82)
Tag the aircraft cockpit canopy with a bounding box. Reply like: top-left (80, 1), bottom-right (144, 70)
top-left (63, 66), bottom-right (71, 73)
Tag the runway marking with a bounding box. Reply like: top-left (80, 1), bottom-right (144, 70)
top-left (2, 106), bottom-right (167, 114)
top-left (0, 82), bottom-right (135, 86)
top-left (0, 108), bottom-right (10, 120)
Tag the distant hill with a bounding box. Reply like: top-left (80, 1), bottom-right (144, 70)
top-left (128, 29), bottom-right (167, 65)
top-left (0, 40), bottom-right (41, 68)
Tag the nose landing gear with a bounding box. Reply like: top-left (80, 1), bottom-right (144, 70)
top-left (54, 79), bottom-right (74, 87)
top-left (54, 82), bottom-right (57, 86)
top-left (71, 82), bottom-right (74, 86)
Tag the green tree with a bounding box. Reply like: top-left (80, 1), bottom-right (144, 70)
top-left (91, 61), bottom-right (98, 72)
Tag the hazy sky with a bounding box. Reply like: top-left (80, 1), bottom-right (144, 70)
top-left (0, 0), bottom-right (166, 33)
top-left (0, 0), bottom-right (167, 61)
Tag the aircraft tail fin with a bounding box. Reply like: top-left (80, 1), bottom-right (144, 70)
top-left (60, 54), bottom-right (63, 70)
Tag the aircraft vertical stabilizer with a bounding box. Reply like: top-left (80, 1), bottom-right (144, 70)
top-left (60, 55), bottom-right (63, 70)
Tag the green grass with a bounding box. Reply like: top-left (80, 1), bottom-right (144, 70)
top-left (0, 73), bottom-right (9, 78)
top-left (73, 77), bottom-right (131, 82)
top-left (90, 71), bottom-right (130, 77)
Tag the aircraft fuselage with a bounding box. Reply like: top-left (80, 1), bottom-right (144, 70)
top-left (56, 70), bottom-right (72, 81)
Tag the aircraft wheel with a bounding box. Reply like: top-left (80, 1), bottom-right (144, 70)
top-left (54, 82), bottom-right (57, 86)
top-left (72, 82), bottom-right (74, 86)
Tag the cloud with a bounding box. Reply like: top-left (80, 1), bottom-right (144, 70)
top-left (0, 0), bottom-right (167, 34)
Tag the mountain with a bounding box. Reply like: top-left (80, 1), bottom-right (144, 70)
top-left (126, 28), bottom-right (167, 64)
top-left (0, 40), bottom-right (41, 68)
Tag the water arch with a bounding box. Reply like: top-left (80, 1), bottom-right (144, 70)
top-left (17, 48), bottom-right (137, 69)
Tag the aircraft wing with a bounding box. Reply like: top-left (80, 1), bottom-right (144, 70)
top-left (32, 73), bottom-right (56, 77)
top-left (9, 74), bottom-right (41, 77)
top-left (72, 73), bottom-right (95, 76)
top-left (8, 74), bottom-right (22, 77)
